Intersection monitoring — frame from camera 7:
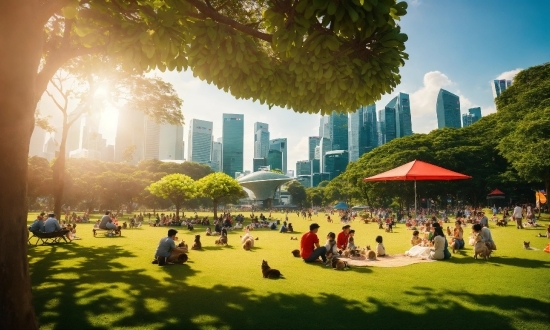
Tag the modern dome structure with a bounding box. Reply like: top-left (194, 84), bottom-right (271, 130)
top-left (237, 171), bottom-right (292, 203)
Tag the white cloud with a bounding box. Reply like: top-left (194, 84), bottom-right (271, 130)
top-left (496, 68), bottom-right (522, 80)
top-left (408, 71), bottom-right (480, 133)
top-left (410, 0), bottom-right (421, 6)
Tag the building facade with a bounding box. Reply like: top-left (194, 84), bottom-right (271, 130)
top-left (296, 160), bottom-right (312, 176)
top-left (253, 122), bottom-right (270, 159)
top-left (492, 79), bottom-right (512, 98)
top-left (266, 149), bottom-right (283, 173)
top-left (211, 140), bottom-right (223, 172)
top-left (188, 119), bottom-right (213, 163)
top-left (222, 113), bottom-right (244, 177)
top-left (436, 89), bottom-right (461, 129)
top-left (269, 138), bottom-right (287, 173)
top-left (324, 150), bottom-right (349, 180)
top-left (308, 136), bottom-right (321, 161)
top-left (462, 107), bottom-right (482, 128)
top-left (377, 107), bottom-right (397, 145)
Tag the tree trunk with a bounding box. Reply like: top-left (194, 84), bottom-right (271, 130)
top-left (52, 113), bottom-right (69, 217)
top-left (213, 199), bottom-right (218, 219)
top-left (0, 2), bottom-right (42, 329)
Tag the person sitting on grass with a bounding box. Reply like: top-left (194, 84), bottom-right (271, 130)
top-left (347, 230), bottom-right (357, 250)
top-left (450, 220), bottom-right (465, 254)
top-left (376, 235), bottom-right (386, 257)
top-left (411, 230), bottom-right (422, 246)
top-left (300, 223), bottom-right (327, 263)
top-left (472, 223), bottom-right (497, 252)
top-left (280, 221), bottom-right (288, 233)
top-left (288, 223), bottom-right (294, 232)
top-left (337, 225), bottom-right (351, 250)
top-left (99, 211), bottom-right (117, 231)
top-left (429, 223), bottom-right (451, 260)
top-left (152, 229), bottom-right (185, 266)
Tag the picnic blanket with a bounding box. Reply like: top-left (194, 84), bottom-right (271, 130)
top-left (339, 254), bottom-right (435, 268)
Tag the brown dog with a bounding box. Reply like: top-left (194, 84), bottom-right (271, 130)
top-left (191, 235), bottom-right (202, 250)
top-left (291, 249), bottom-right (300, 257)
top-left (474, 235), bottom-right (491, 260)
top-left (261, 260), bottom-right (283, 279)
top-left (366, 245), bottom-right (377, 260)
top-left (243, 238), bottom-right (253, 251)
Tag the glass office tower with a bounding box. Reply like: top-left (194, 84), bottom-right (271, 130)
top-left (222, 113), bottom-right (244, 177)
top-left (436, 89), bottom-right (461, 129)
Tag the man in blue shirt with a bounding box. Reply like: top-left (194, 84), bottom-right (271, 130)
top-left (153, 229), bottom-right (185, 266)
top-left (29, 212), bottom-right (45, 234)
top-left (44, 213), bottom-right (62, 233)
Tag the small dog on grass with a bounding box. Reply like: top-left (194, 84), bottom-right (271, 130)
top-left (215, 232), bottom-right (228, 246)
top-left (191, 235), bottom-right (202, 250)
top-left (523, 241), bottom-right (530, 249)
top-left (261, 260), bottom-right (283, 279)
top-left (243, 238), bottom-right (253, 251)
top-left (290, 236), bottom-right (298, 240)
top-left (122, 222), bottom-right (128, 229)
top-left (326, 252), bottom-right (349, 270)
top-left (291, 249), bottom-right (300, 257)
top-left (473, 235), bottom-right (491, 260)
top-left (366, 245), bottom-right (377, 261)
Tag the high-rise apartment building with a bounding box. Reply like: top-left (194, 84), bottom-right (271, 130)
top-left (377, 107), bottom-right (397, 145)
top-left (211, 139), bottom-right (222, 172)
top-left (308, 136), bottom-right (321, 160)
top-left (492, 79), bottom-right (512, 98)
top-left (462, 107), bottom-right (482, 128)
top-left (222, 113), bottom-right (244, 177)
top-left (188, 119), bottom-right (213, 163)
top-left (436, 89), bottom-right (461, 129)
top-left (269, 138), bottom-right (287, 173)
top-left (253, 122), bottom-right (269, 159)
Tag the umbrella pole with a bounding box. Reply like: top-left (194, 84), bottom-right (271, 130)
top-left (414, 180), bottom-right (417, 217)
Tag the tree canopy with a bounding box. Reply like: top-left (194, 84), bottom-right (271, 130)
top-left (197, 172), bottom-right (245, 218)
top-left (38, 0), bottom-right (410, 114)
top-left (147, 174), bottom-right (196, 217)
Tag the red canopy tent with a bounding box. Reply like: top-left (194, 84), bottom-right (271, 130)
top-left (363, 160), bottom-right (472, 214)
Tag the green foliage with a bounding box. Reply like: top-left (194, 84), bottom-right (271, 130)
top-left (27, 156), bottom-right (53, 206)
top-left (305, 187), bottom-right (324, 206)
top-left (497, 63), bottom-right (550, 192)
top-left (270, 169), bottom-right (284, 174)
top-left (44, 0), bottom-right (410, 115)
top-left (287, 180), bottom-right (307, 206)
top-left (147, 174), bottom-right (196, 216)
top-left (197, 172), bottom-right (245, 217)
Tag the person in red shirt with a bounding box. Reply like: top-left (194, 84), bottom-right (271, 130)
top-left (300, 223), bottom-right (327, 263)
top-left (337, 225), bottom-right (351, 250)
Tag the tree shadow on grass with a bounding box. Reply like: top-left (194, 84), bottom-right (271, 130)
top-left (29, 245), bottom-right (549, 330)
top-left (447, 254), bottom-right (550, 269)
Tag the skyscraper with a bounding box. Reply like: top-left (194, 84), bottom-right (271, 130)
top-left (492, 79), bottom-right (512, 98)
top-left (211, 139), bottom-right (223, 172)
top-left (364, 104), bottom-right (378, 152)
top-left (462, 107), bottom-right (482, 128)
top-left (396, 93), bottom-right (413, 137)
top-left (253, 158), bottom-right (267, 172)
top-left (348, 107), bottom-right (364, 162)
top-left (115, 107), bottom-right (145, 163)
top-left (222, 113), bottom-right (244, 177)
top-left (269, 138), bottom-right (287, 173)
top-left (296, 160), bottom-right (312, 176)
top-left (324, 150), bottom-right (349, 180)
top-left (330, 111), bottom-right (348, 150)
top-left (377, 107), bottom-right (397, 145)
top-left (308, 136), bottom-right (321, 160)
top-left (159, 123), bottom-right (184, 160)
top-left (319, 137), bottom-right (331, 173)
top-left (188, 119), bottom-right (213, 163)
top-left (253, 122), bottom-right (269, 159)
top-left (436, 89), bottom-right (461, 129)
top-left (267, 149), bottom-right (283, 172)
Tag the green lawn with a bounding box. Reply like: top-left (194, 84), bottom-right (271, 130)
top-left (27, 211), bottom-right (550, 329)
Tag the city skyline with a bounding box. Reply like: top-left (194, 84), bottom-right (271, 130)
top-left (32, 0), bottom-right (549, 174)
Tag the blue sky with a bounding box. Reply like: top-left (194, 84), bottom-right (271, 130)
top-left (39, 0), bottom-right (550, 173)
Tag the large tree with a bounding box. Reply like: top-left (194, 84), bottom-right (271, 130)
top-left (147, 173), bottom-right (196, 218)
top-left (197, 172), bottom-right (245, 218)
top-left (0, 0), bottom-right (410, 327)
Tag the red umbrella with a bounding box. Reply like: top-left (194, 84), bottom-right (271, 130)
top-left (363, 160), bottom-right (472, 214)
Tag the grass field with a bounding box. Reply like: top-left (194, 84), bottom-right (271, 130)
top-left (27, 211), bottom-right (550, 330)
